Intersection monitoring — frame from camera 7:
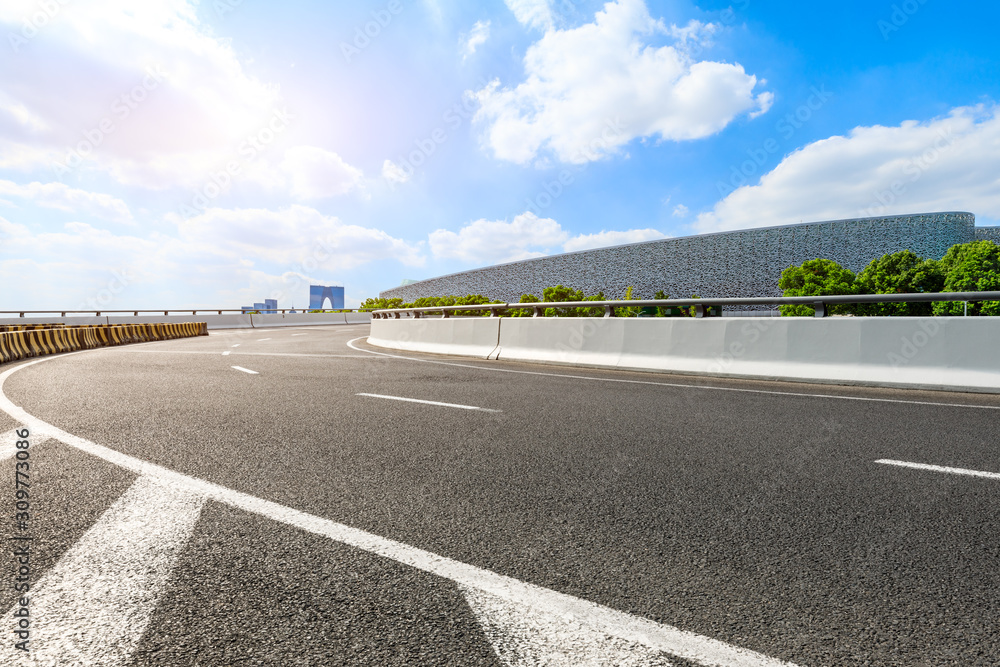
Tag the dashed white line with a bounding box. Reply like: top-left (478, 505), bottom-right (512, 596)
top-left (0, 475), bottom-right (204, 666)
top-left (357, 393), bottom-right (501, 413)
top-left (291, 333), bottom-right (306, 336)
top-left (231, 343), bottom-right (241, 348)
top-left (257, 338), bottom-right (271, 341)
top-left (231, 366), bottom-right (259, 375)
top-left (0, 355), bottom-right (798, 667)
top-left (875, 459), bottom-right (1000, 480)
top-left (222, 351), bottom-right (231, 356)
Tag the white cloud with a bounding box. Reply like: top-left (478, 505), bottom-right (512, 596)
top-left (429, 211), bottom-right (669, 264)
top-left (0, 180), bottom-right (133, 224)
top-left (474, 0), bottom-right (771, 165)
top-left (381, 159), bottom-right (411, 185)
top-left (0, 207), bottom-right (420, 309)
top-left (430, 211), bottom-right (567, 264)
top-left (505, 0), bottom-right (553, 31)
top-left (563, 228), bottom-right (667, 252)
top-left (279, 146), bottom-right (365, 200)
top-left (696, 105), bottom-right (1000, 233)
top-left (175, 204), bottom-right (425, 269)
top-left (462, 20), bottom-right (491, 60)
top-left (0, 0), bottom-right (282, 188)
top-left (672, 204), bottom-right (688, 218)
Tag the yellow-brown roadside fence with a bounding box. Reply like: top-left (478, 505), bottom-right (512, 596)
top-left (0, 322), bottom-right (208, 365)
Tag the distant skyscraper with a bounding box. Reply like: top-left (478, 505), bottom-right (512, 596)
top-left (309, 285), bottom-right (344, 310)
top-left (264, 298), bottom-right (277, 314)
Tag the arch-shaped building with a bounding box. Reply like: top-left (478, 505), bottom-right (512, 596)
top-left (381, 212), bottom-right (998, 303)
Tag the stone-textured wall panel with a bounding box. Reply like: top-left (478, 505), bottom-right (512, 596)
top-left (382, 213), bottom-right (977, 303)
top-left (975, 227), bottom-right (1000, 243)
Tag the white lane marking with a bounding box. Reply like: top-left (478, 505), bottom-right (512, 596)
top-left (231, 343), bottom-right (241, 348)
top-left (0, 475), bottom-right (204, 666)
top-left (875, 459), bottom-right (1000, 480)
top-left (258, 338), bottom-right (271, 341)
top-left (0, 356), bottom-right (797, 667)
top-left (462, 584), bottom-right (675, 666)
top-left (356, 393), bottom-right (501, 413)
top-left (222, 351), bottom-right (231, 356)
top-left (291, 333), bottom-right (307, 336)
top-left (231, 366), bottom-right (259, 375)
top-left (346, 338), bottom-right (1000, 411)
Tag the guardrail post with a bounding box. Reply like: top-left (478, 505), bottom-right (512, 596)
top-left (489, 308), bottom-right (499, 317)
top-left (694, 304), bottom-right (705, 318)
top-left (413, 311), bottom-right (421, 319)
top-left (442, 310), bottom-right (450, 318)
top-left (813, 301), bottom-right (826, 318)
top-left (604, 304), bottom-right (614, 318)
top-left (533, 306), bottom-right (543, 318)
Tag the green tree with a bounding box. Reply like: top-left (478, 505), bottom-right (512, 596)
top-left (505, 293), bottom-right (541, 317)
top-left (853, 250), bottom-right (945, 316)
top-left (360, 297), bottom-right (403, 311)
top-left (615, 286), bottom-right (641, 317)
top-left (653, 290), bottom-right (669, 317)
top-left (778, 258), bottom-right (857, 316)
top-left (932, 240), bottom-right (1000, 316)
top-left (542, 285), bottom-right (586, 317)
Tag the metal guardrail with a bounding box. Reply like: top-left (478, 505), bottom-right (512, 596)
top-left (0, 309), bottom-right (371, 317)
top-left (372, 291), bottom-right (1000, 319)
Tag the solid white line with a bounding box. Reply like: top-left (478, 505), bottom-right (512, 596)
top-left (875, 459), bottom-right (1000, 480)
top-left (231, 366), bottom-right (258, 375)
top-left (346, 338), bottom-right (1000, 411)
top-left (0, 475), bottom-right (204, 666)
top-left (222, 350), bottom-right (231, 356)
top-left (257, 338), bottom-right (271, 341)
top-left (0, 355), bottom-right (797, 667)
top-left (356, 393), bottom-right (501, 413)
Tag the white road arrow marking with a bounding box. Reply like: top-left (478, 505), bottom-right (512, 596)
top-left (0, 476), bottom-right (204, 666)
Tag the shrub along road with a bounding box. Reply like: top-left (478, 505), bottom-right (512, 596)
top-left (1, 323), bottom-right (998, 665)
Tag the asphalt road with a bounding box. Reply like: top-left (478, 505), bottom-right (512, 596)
top-left (1, 323), bottom-right (999, 666)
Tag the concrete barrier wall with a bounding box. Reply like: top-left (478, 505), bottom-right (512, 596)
top-left (345, 312), bottom-right (373, 324)
top-left (369, 318), bottom-right (500, 358)
top-left (0, 316), bottom-right (108, 327)
top-left (368, 316), bottom-right (1000, 393)
top-left (251, 313), bottom-right (344, 327)
top-left (106, 314), bottom-right (253, 329)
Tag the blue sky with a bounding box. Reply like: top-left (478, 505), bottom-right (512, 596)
top-left (2, 0), bottom-right (998, 309)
